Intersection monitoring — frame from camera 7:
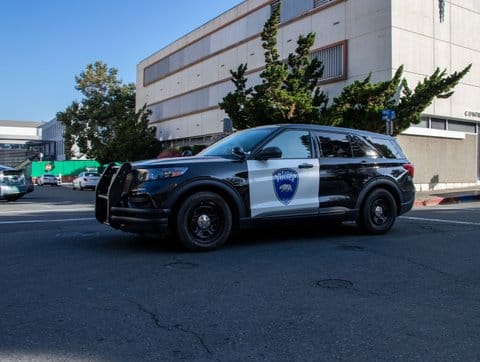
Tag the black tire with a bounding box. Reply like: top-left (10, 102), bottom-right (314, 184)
top-left (176, 191), bottom-right (232, 251)
top-left (5, 196), bottom-right (20, 202)
top-left (358, 188), bottom-right (397, 234)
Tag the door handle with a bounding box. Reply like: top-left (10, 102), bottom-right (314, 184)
top-left (298, 163), bottom-right (314, 169)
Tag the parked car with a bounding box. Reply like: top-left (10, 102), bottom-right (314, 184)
top-left (37, 173), bottom-right (61, 186)
top-left (0, 165), bottom-right (28, 201)
top-left (95, 124), bottom-right (415, 251)
top-left (73, 172), bottom-right (101, 190)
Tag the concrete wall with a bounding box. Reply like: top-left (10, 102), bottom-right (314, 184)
top-left (397, 133), bottom-right (477, 187)
top-left (391, 0), bottom-right (480, 123)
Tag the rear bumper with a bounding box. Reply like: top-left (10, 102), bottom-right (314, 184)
top-left (400, 194), bottom-right (415, 215)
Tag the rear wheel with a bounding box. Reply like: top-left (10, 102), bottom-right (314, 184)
top-left (176, 192), bottom-right (232, 251)
top-left (358, 188), bottom-right (397, 234)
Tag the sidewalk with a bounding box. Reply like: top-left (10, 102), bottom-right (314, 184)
top-left (414, 186), bottom-right (480, 207)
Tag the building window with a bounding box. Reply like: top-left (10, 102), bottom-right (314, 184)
top-left (310, 41), bottom-right (346, 81)
top-left (430, 118), bottom-right (446, 130)
top-left (313, 0), bottom-right (332, 8)
top-left (271, 0), bottom-right (280, 15)
top-left (413, 117), bottom-right (477, 134)
top-left (414, 117), bottom-right (429, 128)
top-left (448, 120), bottom-right (477, 133)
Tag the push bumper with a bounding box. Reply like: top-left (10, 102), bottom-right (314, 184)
top-left (108, 206), bottom-right (170, 234)
top-left (95, 163), bottom-right (171, 235)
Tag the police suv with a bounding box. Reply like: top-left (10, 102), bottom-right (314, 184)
top-left (95, 124), bottom-right (415, 251)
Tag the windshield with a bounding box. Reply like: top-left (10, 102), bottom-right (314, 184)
top-left (200, 127), bottom-right (277, 159)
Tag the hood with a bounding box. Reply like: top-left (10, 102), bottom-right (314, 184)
top-left (132, 155), bottom-right (232, 168)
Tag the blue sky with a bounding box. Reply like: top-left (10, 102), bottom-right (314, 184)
top-left (0, 0), bottom-right (241, 122)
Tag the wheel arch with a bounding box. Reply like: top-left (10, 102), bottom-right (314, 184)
top-left (166, 179), bottom-right (247, 228)
top-left (356, 178), bottom-right (403, 215)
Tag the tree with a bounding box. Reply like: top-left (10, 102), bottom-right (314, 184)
top-left (220, 4), bottom-right (470, 136)
top-left (219, 5), bottom-right (327, 129)
top-left (56, 101), bottom-right (82, 160)
top-left (57, 61), bottom-right (162, 164)
top-left (322, 64), bottom-right (471, 135)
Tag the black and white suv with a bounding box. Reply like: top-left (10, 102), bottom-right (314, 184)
top-left (96, 124), bottom-right (415, 251)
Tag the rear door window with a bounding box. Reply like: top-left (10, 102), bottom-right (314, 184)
top-left (365, 136), bottom-right (404, 159)
top-left (317, 132), bottom-right (352, 158)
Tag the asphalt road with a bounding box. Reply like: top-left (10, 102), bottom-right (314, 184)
top-left (1, 186), bottom-right (480, 361)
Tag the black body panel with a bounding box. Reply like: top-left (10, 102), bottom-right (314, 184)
top-left (95, 124), bottom-right (415, 239)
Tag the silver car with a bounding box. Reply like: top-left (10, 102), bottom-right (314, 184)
top-left (0, 165), bottom-right (28, 201)
top-left (37, 173), bottom-right (61, 186)
top-left (72, 172), bottom-right (100, 190)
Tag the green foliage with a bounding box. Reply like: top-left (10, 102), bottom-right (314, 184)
top-left (57, 61), bottom-right (162, 164)
top-left (191, 144), bottom-right (207, 155)
top-left (219, 5), bottom-right (327, 129)
top-left (323, 64), bottom-right (471, 135)
top-left (394, 65), bottom-right (471, 134)
top-left (321, 67), bottom-right (404, 131)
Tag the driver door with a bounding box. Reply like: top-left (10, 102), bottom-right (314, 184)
top-left (247, 129), bottom-right (319, 218)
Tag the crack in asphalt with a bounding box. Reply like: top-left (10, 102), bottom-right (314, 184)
top-left (131, 301), bottom-right (212, 355)
top-left (364, 248), bottom-right (461, 282)
top-left (162, 258), bottom-right (198, 269)
top-left (328, 239), bottom-right (460, 282)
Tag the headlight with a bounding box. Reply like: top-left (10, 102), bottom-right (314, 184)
top-left (138, 167), bottom-right (188, 181)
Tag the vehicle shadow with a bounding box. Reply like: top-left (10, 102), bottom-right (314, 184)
top-left (228, 219), bottom-right (363, 248)
top-left (87, 219), bottom-right (365, 255)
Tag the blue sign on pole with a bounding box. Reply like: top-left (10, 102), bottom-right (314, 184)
top-left (382, 109), bottom-right (396, 121)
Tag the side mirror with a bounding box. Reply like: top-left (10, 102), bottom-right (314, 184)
top-left (256, 146), bottom-right (282, 160)
top-left (232, 146), bottom-right (247, 160)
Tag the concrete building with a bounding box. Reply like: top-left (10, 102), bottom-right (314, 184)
top-left (137, 0), bottom-right (480, 190)
top-left (0, 120), bottom-right (44, 167)
top-left (41, 118), bottom-right (66, 161)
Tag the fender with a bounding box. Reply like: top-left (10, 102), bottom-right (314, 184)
top-left (355, 176), bottom-right (403, 211)
top-left (165, 177), bottom-right (248, 219)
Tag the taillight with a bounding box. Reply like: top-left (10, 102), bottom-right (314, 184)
top-left (403, 163), bottom-right (414, 178)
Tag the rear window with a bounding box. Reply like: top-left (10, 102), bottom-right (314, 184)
top-left (85, 173), bottom-right (100, 177)
top-left (365, 136), bottom-right (405, 159)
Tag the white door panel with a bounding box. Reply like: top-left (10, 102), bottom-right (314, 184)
top-left (247, 159), bottom-right (319, 218)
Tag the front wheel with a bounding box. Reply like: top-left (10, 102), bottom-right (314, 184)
top-left (358, 188), bottom-right (397, 234)
top-left (176, 191), bottom-right (232, 251)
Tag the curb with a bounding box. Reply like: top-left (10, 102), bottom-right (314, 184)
top-left (414, 194), bottom-right (480, 207)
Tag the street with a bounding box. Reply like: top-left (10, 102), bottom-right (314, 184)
top-left (1, 186), bottom-right (480, 361)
